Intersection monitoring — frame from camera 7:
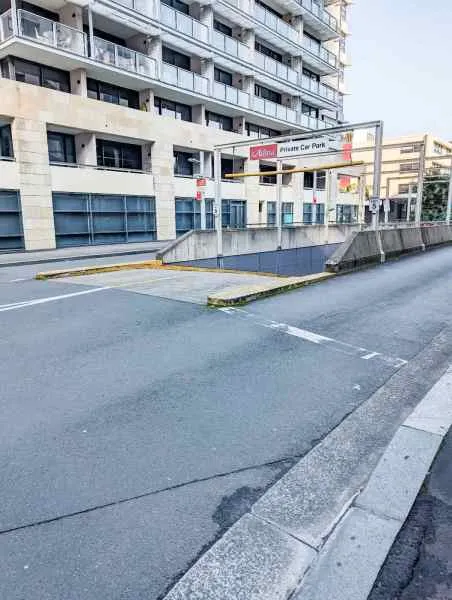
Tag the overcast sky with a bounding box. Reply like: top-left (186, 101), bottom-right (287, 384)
top-left (345, 0), bottom-right (452, 141)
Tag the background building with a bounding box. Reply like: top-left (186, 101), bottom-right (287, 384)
top-left (0, 0), bottom-right (351, 250)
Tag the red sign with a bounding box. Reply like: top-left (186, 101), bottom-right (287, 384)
top-left (196, 178), bottom-right (206, 187)
top-left (195, 191), bottom-right (202, 201)
top-left (342, 142), bottom-right (352, 162)
top-left (339, 175), bottom-right (351, 191)
top-left (313, 196), bottom-right (317, 204)
top-left (249, 143), bottom-right (278, 160)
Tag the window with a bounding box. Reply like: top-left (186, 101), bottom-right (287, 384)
top-left (336, 204), bottom-right (358, 224)
top-left (433, 142), bottom-right (446, 155)
top-left (161, 0), bottom-right (189, 13)
top-left (206, 111), bottom-right (233, 131)
top-left (303, 203), bottom-right (324, 224)
top-left (255, 40), bottom-right (282, 63)
top-left (282, 202), bottom-right (293, 225)
top-left (316, 170), bottom-right (326, 190)
top-left (400, 144), bottom-right (419, 154)
top-left (245, 123), bottom-right (281, 138)
top-left (211, 156), bottom-right (243, 179)
top-left (303, 31), bottom-right (321, 52)
top-left (304, 172), bottom-right (314, 189)
top-left (0, 125), bottom-right (13, 158)
top-left (256, 0), bottom-right (282, 18)
top-left (87, 79), bottom-right (139, 109)
top-left (398, 183), bottom-right (417, 195)
top-left (255, 84), bottom-right (281, 105)
top-left (267, 201), bottom-right (276, 225)
top-left (214, 67), bottom-right (233, 86)
top-left (400, 161), bottom-right (419, 173)
top-left (96, 139), bottom-right (142, 170)
top-left (222, 199), bottom-right (246, 228)
top-left (5, 57), bottom-right (70, 92)
top-left (304, 171), bottom-right (325, 190)
top-left (260, 163), bottom-right (276, 185)
top-left (162, 46), bottom-right (191, 70)
top-left (214, 19), bottom-right (232, 37)
top-left (154, 97), bottom-right (191, 121)
top-left (174, 151), bottom-right (196, 177)
top-left (302, 103), bottom-right (319, 118)
top-left (302, 67), bottom-right (319, 82)
top-left (47, 132), bottom-right (76, 164)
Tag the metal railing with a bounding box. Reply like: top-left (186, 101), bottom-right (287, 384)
top-left (0, 9), bottom-right (13, 41)
top-left (161, 62), bottom-right (209, 95)
top-left (17, 9), bottom-right (87, 55)
top-left (93, 37), bottom-right (156, 78)
top-left (212, 29), bottom-right (249, 61)
top-left (212, 81), bottom-right (249, 107)
top-left (49, 161), bottom-right (151, 174)
top-left (254, 97), bottom-right (297, 124)
top-left (302, 35), bottom-right (337, 68)
top-left (254, 4), bottom-right (298, 44)
top-left (255, 51), bottom-right (298, 85)
top-left (300, 114), bottom-right (327, 129)
top-left (298, 0), bottom-right (338, 31)
top-left (160, 4), bottom-right (208, 43)
top-left (301, 75), bottom-right (337, 102)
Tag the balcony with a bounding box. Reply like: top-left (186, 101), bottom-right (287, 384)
top-left (0, 9), bottom-right (13, 41)
top-left (302, 35), bottom-right (337, 74)
top-left (212, 30), bottom-right (249, 61)
top-left (254, 4), bottom-right (299, 46)
top-left (161, 62), bottom-right (209, 95)
top-left (300, 114), bottom-right (327, 129)
top-left (254, 97), bottom-right (297, 124)
top-left (212, 81), bottom-right (249, 107)
top-left (15, 10), bottom-right (87, 55)
top-left (255, 51), bottom-right (298, 85)
top-left (301, 75), bottom-right (337, 104)
top-left (160, 4), bottom-right (208, 44)
top-left (297, 0), bottom-right (339, 40)
top-left (93, 37), bottom-right (156, 78)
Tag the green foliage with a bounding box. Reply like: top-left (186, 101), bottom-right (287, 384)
top-left (422, 175), bottom-right (449, 221)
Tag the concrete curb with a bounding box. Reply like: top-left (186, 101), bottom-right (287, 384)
top-left (35, 260), bottom-right (164, 279)
top-left (162, 356), bottom-right (452, 600)
top-left (207, 272), bottom-right (335, 307)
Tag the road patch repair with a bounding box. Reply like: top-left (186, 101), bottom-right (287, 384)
top-left (36, 263), bottom-right (334, 306)
top-left (162, 356), bottom-right (452, 600)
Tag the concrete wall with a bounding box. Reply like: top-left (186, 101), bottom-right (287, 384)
top-left (157, 225), bottom-right (359, 263)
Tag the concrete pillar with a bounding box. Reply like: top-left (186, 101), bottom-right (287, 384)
top-left (200, 58), bottom-right (214, 95)
top-left (142, 143), bottom-right (152, 172)
top-left (152, 140), bottom-right (176, 240)
top-left (233, 116), bottom-right (246, 134)
top-left (11, 118), bottom-right (55, 250)
top-left (245, 158), bottom-right (260, 226)
top-left (70, 68), bottom-right (87, 97)
top-left (243, 75), bottom-right (255, 96)
top-left (199, 3), bottom-right (213, 42)
top-left (240, 28), bottom-right (255, 61)
top-left (139, 89), bottom-right (155, 114)
top-left (58, 3), bottom-right (83, 29)
top-left (291, 14), bottom-right (303, 41)
top-left (192, 104), bottom-right (206, 126)
top-left (75, 132), bottom-right (96, 166)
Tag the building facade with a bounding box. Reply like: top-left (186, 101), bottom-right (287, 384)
top-left (0, 0), bottom-right (351, 250)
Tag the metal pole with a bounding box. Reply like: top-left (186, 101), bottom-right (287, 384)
top-left (276, 158), bottom-right (282, 250)
top-left (199, 151), bottom-right (206, 230)
top-left (407, 183), bottom-right (412, 222)
top-left (324, 169), bottom-right (332, 238)
top-left (415, 136), bottom-right (427, 225)
top-left (358, 174), bottom-right (365, 227)
top-left (446, 161), bottom-right (452, 224)
top-left (371, 121), bottom-right (384, 230)
top-left (384, 176), bottom-right (390, 224)
top-left (214, 148), bottom-right (223, 267)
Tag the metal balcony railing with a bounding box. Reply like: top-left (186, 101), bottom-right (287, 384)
top-left (254, 4), bottom-right (298, 44)
top-left (298, 0), bottom-right (338, 32)
top-left (302, 34), bottom-right (337, 68)
top-left (254, 97), bottom-right (297, 124)
top-left (300, 114), bottom-right (328, 129)
top-left (212, 29), bottom-right (249, 61)
top-left (301, 75), bottom-right (337, 102)
top-left (93, 37), bottom-right (156, 77)
top-left (255, 51), bottom-right (298, 85)
top-left (212, 81), bottom-right (249, 107)
top-left (0, 9), bottom-right (13, 41)
top-left (161, 62), bottom-right (209, 95)
top-left (160, 4), bottom-right (208, 43)
top-left (17, 9), bottom-right (87, 55)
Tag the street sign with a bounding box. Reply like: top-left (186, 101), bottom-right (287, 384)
top-left (195, 191), bottom-right (202, 201)
top-left (277, 137), bottom-right (341, 158)
top-left (369, 197), bottom-right (380, 213)
top-left (249, 143), bottom-right (278, 160)
top-left (196, 178), bottom-right (206, 187)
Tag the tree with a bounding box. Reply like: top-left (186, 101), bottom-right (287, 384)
top-left (422, 174), bottom-right (449, 221)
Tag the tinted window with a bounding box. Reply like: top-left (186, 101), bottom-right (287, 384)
top-left (162, 46), bottom-right (190, 70)
top-left (87, 79), bottom-right (139, 109)
top-left (154, 97), bottom-right (192, 121)
top-left (174, 151), bottom-right (194, 176)
top-left (255, 41), bottom-right (282, 62)
top-left (214, 19), bottom-right (232, 36)
top-left (214, 67), bottom-right (232, 86)
top-left (206, 112), bottom-right (233, 131)
top-left (0, 125), bottom-right (13, 158)
top-left (161, 0), bottom-right (189, 14)
top-left (96, 139), bottom-right (142, 170)
top-left (255, 84), bottom-right (281, 104)
top-left (47, 132), bottom-right (76, 164)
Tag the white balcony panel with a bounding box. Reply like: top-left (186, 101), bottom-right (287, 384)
top-left (160, 4), bottom-right (208, 43)
top-left (161, 62), bottom-right (208, 95)
top-left (254, 4), bottom-right (298, 45)
top-left (50, 165), bottom-right (155, 196)
top-left (17, 10), bottom-right (87, 55)
top-left (212, 81), bottom-right (249, 108)
top-left (212, 30), bottom-right (249, 61)
top-left (93, 37), bottom-right (156, 78)
top-left (254, 97), bottom-right (297, 124)
top-left (297, 0), bottom-right (339, 40)
top-left (254, 51), bottom-right (298, 85)
top-left (301, 75), bottom-right (337, 105)
top-left (302, 36), bottom-right (337, 75)
top-left (0, 9), bottom-right (13, 42)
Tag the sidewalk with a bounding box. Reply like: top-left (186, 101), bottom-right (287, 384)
top-left (0, 241), bottom-right (166, 267)
top-left (369, 427), bottom-right (452, 600)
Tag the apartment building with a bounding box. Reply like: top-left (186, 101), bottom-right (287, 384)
top-left (0, 0), bottom-right (351, 251)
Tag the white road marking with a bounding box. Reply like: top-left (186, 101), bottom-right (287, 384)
top-left (0, 287), bottom-right (109, 313)
top-left (219, 307), bottom-right (407, 369)
top-left (9, 278), bottom-right (27, 282)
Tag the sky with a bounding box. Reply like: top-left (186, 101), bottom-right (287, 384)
top-left (345, 0), bottom-right (452, 140)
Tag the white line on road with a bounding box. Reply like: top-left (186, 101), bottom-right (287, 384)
top-left (219, 307), bottom-right (407, 369)
top-left (0, 287), bottom-right (109, 313)
top-left (9, 278), bottom-right (27, 282)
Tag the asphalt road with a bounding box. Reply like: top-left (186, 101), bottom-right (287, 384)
top-left (1, 247), bottom-right (452, 599)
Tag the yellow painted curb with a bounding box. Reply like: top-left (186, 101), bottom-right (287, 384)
top-left (207, 272), bottom-right (335, 306)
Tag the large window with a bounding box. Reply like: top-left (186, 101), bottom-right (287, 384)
top-left (0, 191), bottom-right (24, 250)
top-left (47, 132), bottom-right (76, 164)
top-left (398, 183), bottom-right (418, 194)
top-left (267, 201), bottom-right (276, 225)
top-left (336, 204), bottom-right (358, 224)
top-left (302, 67), bottom-right (319, 82)
top-left (0, 125), bottom-right (13, 158)
top-left (302, 103), bottom-right (319, 118)
top-left (400, 161), bottom-right (420, 173)
top-left (256, 0), bottom-right (282, 18)
top-left (282, 202), bottom-right (294, 224)
top-left (255, 40), bottom-right (282, 63)
top-left (96, 139), bottom-right (142, 170)
top-left (255, 84), bottom-right (281, 105)
top-left (245, 123), bottom-right (281, 139)
top-left (1, 57), bottom-right (70, 92)
top-left (214, 67), bottom-right (233, 86)
top-left (174, 151), bottom-right (196, 177)
top-left (304, 171), bottom-right (325, 190)
top-left (259, 163), bottom-right (276, 185)
top-left (222, 199), bottom-right (246, 228)
top-left (206, 111), bottom-right (233, 131)
top-left (161, 0), bottom-right (189, 13)
top-left (303, 203), bottom-right (324, 224)
top-left (214, 19), bottom-right (232, 36)
top-left (162, 46), bottom-right (191, 70)
top-left (87, 79), bottom-right (139, 109)
top-left (154, 97), bottom-right (192, 121)
top-left (175, 198), bottom-right (214, 236)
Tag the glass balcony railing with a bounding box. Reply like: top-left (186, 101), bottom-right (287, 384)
top-left (301, 75), bottom-right (337, 102)
top-left (301, 114), bottom-right (328, 129)
top-left (212, 81), bottom-right (249, 108)
top-left (0, 9), bottom-right (13, 41)
top-left (255, 51), bottom-right (298, 85)
top-left (212, 30), bottom-right (249, 61)
top-left (160, 4), bottom-right (208, 43)
top-left (17, 10), bottom-right (87, 55)
top-left (93, 37), bottom-right (156, 78)
top-left (302, 35), bottom-right (337, 68)
top-left (298, 0), bottom-right (338, 32)
top-left (161, 62), bottom-right (209, 95)
top-left (254, 97), bottom-right (297, 124)
top-left (254, 4), bottom-right (298, 44)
